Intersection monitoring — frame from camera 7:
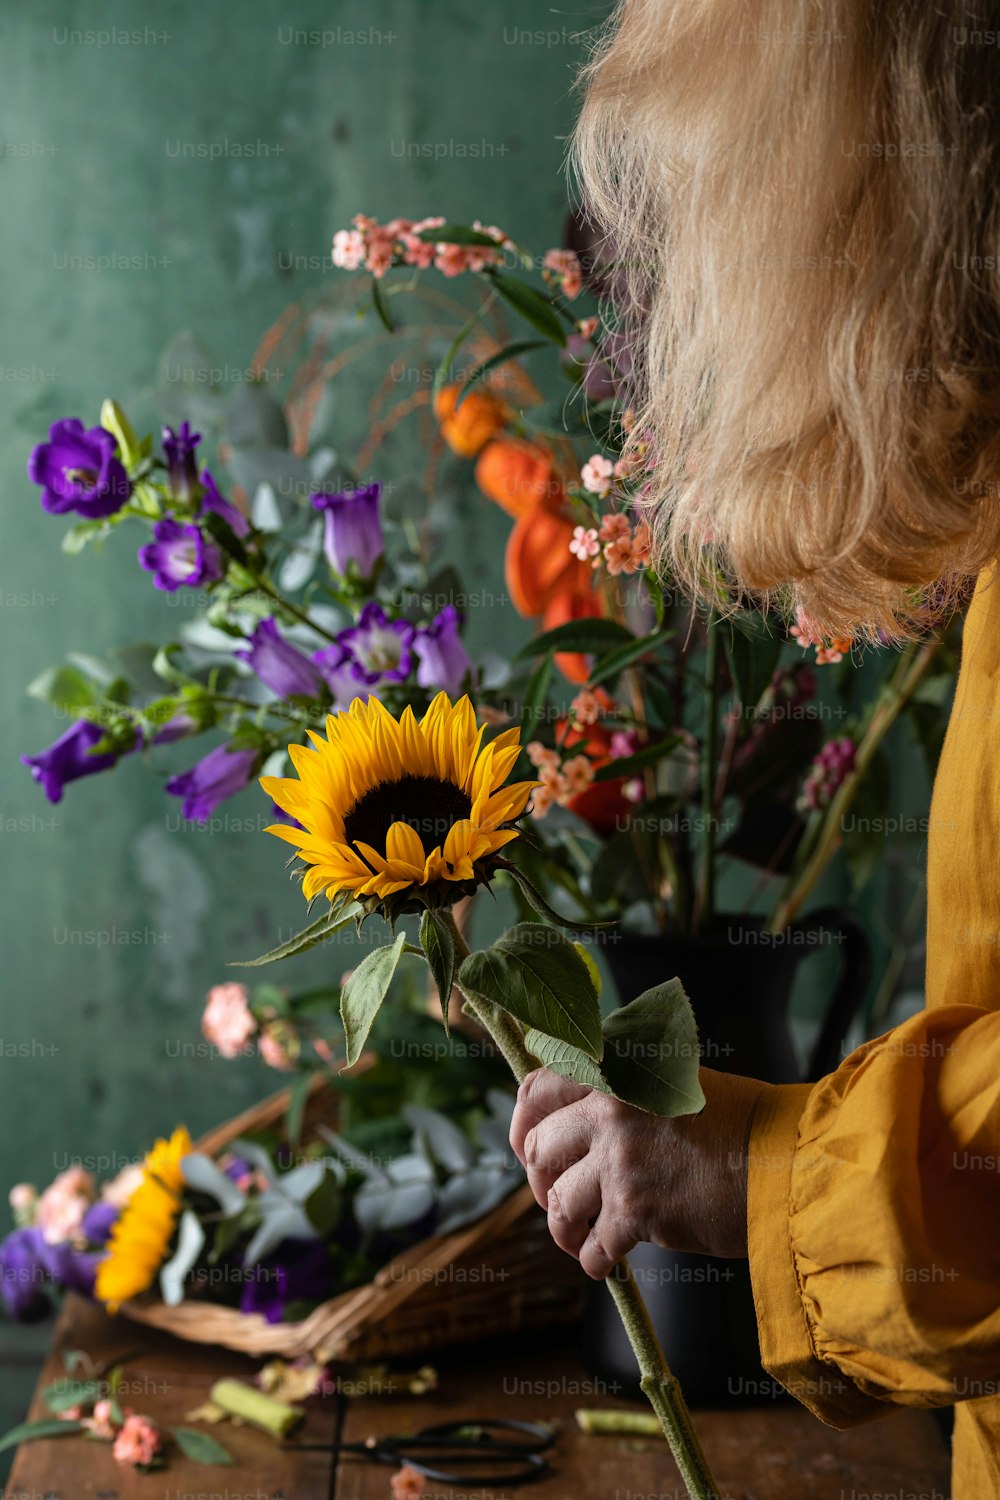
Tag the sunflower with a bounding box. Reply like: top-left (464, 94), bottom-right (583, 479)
top-left (262, 692), bottom-right (536, 916)
top-left (95, 1126), bottom-right (192, 1310)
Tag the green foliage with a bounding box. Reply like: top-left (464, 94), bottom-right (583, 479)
top-left (459, 922), bottom-right (604, 1059)
top-left (526, 980), bottom-right (705, 1118)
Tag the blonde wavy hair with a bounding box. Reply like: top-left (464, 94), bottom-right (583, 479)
top-left (572, 0), bottom-right (1000, 638)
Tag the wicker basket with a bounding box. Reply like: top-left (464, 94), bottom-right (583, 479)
top-left (120, 1077), bottom-right (586, 1363)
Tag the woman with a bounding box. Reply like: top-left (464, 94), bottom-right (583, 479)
top-left (509, 2), bottom-right (1000, 1493)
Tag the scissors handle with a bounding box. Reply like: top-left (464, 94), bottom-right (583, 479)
top-left (358, 1417), bottom-right (555, 1487)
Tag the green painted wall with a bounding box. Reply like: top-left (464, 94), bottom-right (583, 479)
top-left (0, 1), bottom-right (606, 1213)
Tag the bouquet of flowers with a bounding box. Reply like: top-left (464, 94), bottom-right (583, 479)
top-left (16, 212), bottom-right (964, 1500)
top-left (0, 1093), bottom-right (522, 1328)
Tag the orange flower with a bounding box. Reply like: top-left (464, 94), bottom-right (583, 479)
top-left (503, 510), bottom-right (590, 615)
top-left (475, 438), bottom-right (563, 518)
top-left (434, 383), bottom-right (507, 458)
top-left (541, 587), bottom-right (605, 683)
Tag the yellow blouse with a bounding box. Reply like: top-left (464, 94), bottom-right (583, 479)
top-left (748, 566), bottom-right (1000, 1497)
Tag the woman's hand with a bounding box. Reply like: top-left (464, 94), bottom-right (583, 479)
top-left (508, 1066), bottom-right (768, 1278)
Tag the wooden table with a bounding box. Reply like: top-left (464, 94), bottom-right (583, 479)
top-left (5, 1297), bottom-right (952, 1499)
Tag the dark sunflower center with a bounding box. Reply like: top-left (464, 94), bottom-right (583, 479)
top-left (343, 775), bottom-right (473, 859)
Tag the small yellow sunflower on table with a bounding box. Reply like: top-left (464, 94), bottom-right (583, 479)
top-left (249, 690), bottom-right (719, 1500)
top-left (96, 1128), bottom-right (192, 1310)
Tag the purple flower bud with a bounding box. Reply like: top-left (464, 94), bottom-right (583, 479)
top-left (165, 743), bottom-right (258, 824)
top-left (162, 421), bottom-right (201, 502)
top-left (199, 469), bottom-right (250, 538)
top-left (236, 617), bottom-right (326, 700)
top-left (311, 483), bottom-right (384, 579)
top-left (138, 515), bottom-right (224, 592)
top-left (21, 720), bottom-right (118, 804)
top-left (413, 605), bottom-right (472, 697)
top-left (28, 418), bottom-right (131, 520)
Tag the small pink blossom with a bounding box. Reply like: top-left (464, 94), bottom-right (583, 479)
top-left (797, 737), bottom-right (856, 812)
top-left (603, 536), bottom-right (636, 576)
top-left (8, 1184), bottom-right (37, 1221)
top-left (630, 520), bottom-right (652, 569)
top-left (581, 454), bottom-right (614, 498)
top-left (391, 1464), bottom-right (426, 1500)
top-left (571, 689), bottom-right (602, 726)
top-left (112, 1413), bottom-right (162, 1469)
top-left (543, 248), bottom-right (583, 300)
top-left (577, 316), bottom-right (599, 339)
top-left (203, 982), bottom-right (256, 1059)
top-left (259, 1022), bottom-right (298, 1072)
top-left (84, 1398), bottom-right (119, 1440)
top-left (789, 607), bottom-right (852, 665)
top-left (569, 525), bottom-right (600, 561)
top-left (561, 755), bottom-right (595, 795)
top-left (36, 1167), bottom-right (95, 1246)
top-left (526, 741), bottom-right (560, 773)
top-left (599, 513), bottom-right (631, 544)
top-left (59, 1405), bottom-right (83, 1422)
top-left (435, 243), bottom-right (472, 277)
top-left (365, 232), bottom-right (397, 278)
top-left (331, 228), bottom-right (367, 270)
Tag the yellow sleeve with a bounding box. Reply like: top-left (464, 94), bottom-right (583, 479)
top-left (747, 1004), bottom-right (1000, 1427)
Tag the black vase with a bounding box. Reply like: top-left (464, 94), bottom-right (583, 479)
top-left (583, 907), bottom-right (872, 1406)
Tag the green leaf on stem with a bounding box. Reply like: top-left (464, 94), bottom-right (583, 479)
top-left (485, 270), bottom-right (567, 346)
top-left (26, 665), bottom-right (95, 714)
top-left (415, 224), bottom-right (503, 247)
top-left (588, 630), bottom-right (675, 689)
top-left (340, 931), bottom-right (407, 1067)
top-left (459, 923), bottom-right (603, 1060)
top-left (592, 735), bottom-right (683, 782)
top-left (172, 1427), bottom-right (235, 1466)
top-left (519, 651), bottom-right (553, 748)
top-left (602, 982), bottom-right (705, 1116)
top-left (502, 863), bottom-right (616, 933)
top-left (527, 980), bottom-right (705, 1118)
top-left (0, 1418), bottom-right (84, 1453)
top-left (516, 618), bottom-right (634, 661)
top-left (371, 278), bottom-right (396, 333)
top-left (420, 909), bottom-right (456, 1034)
top-left (523, 1029), bottom-right (607, 1091)
top-left (42, 1379), bottom-right (102, 1413)
top-left (232, 902), bottom-right (363, 968)
top-left (453, 341), bottom-right (548, 409)
top-left (285, 1070), bottom-right (313, 1148)
top-left (722, 615), bottom-right (782, 716)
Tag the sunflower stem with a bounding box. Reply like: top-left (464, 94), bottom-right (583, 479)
top-left (437, 909), bottom-right (720, 1500)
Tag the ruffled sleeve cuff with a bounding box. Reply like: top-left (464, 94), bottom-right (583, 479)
top-left (746, 1081), bottom-right (887, 1429)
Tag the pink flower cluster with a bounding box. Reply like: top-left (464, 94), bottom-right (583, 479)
top-left (69, 1399), bottom-right (162, 1468)
top-left (542, 248), bottom-right (583, 300)
top-left (526, 741), bottom-right (595, 817)
top-left (798, 737), bottom-right (856, 812)
top-left (391, 1464), bottom-right (426, 1500)
top-left (112, 1412), bottom-right (163, 1468)
top-left (570, 513), bottom-right (651, 577)
top-left (202, 982), bottom-right (257, 1058)
top-left (332, 215), bottom-right (511, 279)
top-left (35, 1166), bottom-right (95, 1245)
top-left (790, 607), bottom-right (852, 665)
